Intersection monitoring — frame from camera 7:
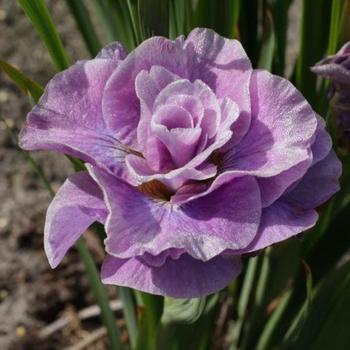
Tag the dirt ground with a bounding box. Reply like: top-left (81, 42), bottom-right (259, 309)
top-left (0, 1), bottom-right (121, 349)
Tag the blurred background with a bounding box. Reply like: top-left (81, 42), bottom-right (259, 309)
top-left (0, 0), bottom-right (302, 349)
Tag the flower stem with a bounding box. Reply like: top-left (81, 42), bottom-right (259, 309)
top-left (230, 257), bottom-right (258, 349)
top-left (118, 287), bottom-right (138, 348)
top-left (76, 240), bottom-right (124, 350)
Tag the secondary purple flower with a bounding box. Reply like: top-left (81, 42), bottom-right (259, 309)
top-left (20, 29), bottom-right (341, 298)
top-left (312, 42), bottom-right (350, 149)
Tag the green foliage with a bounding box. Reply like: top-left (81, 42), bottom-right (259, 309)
top-left (295, 0), bottom-right (332, 109)
top-left (0, 59), bottom-right (43, 102)
top-left (239, 0), bottom-right (259, 66)
top-left (258, 7), bottom-right (275, 70)
top-left (136, 292), bottom-right (164, 350)
top-left (118, 287), bottom-right (138, 348)
top-left (193, 0), bottom-right (240, 38)
top-left (157, 295), bottom-right (219, 350)
top-left (91, 0), bottom-right (136, 50)
top-left (17, 0), bottom-right (70, 70)
top-left (139, 0), bottom-right (169, 38)
top-left (282, 262), bottom-right (350, 349)
top-left (65, 0), bottom-right (102, 56)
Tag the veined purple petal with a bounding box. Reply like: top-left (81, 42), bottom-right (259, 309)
top-left (154, 79), bottom-right (221, 139)
top-left (184, 28), bottom-right (252, 145)
top-left (239, 201), bottom-right (318, 254)
top-left (101, 254), bottom-right (241, 298)
top-left (223, 70), bottom-right (318, 177)
top-left (19, 58), bottom-right (131, 181)
top-left (136, 67), bottom-right (180, 150)
top-left (284, 150), bottom-right (341, 209)
top-left (44, 172), bottom-right (107, 268)
top-left (239, 148), bottom-right (341, 253)
top-left (96, 42), bottom-right (128, 60)
top-left (126, 154), bottom-right (216, 190)
top-left (102, 36), bottom-right (187, 149)
top-left (256, 115), bottom-right (333, 207)
top-left (257, 158), bottom-right (311, 208)
top-left (88, 165), bottom-right (261, 261)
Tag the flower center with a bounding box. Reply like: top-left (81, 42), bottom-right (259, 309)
top-left (137, 180), bottom-right (173, 201)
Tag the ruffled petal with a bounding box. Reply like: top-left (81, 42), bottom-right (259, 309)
top-left (184, 28), bottom-right (252, 144)
top-left (257, 115), bottom-right (332, 207)
top-left (136, 67), bottom-right (180, 149)
top-left (310, 116), bottom-right (333, 165)
top-left (44, 172), bottom-right (107, 268)
top-left (126, 154), bottom-right (216, 190)
top-left (284, 150), bottom-right (341, 209)
top-left (96, 42), bottom-right (127, 60)
top-left (19, 58), bottom-right (129, 180)
top-left (224, 70), bottom-right (318, 177)
top-left (102, 36), bottom-right (187, 148)
top-left (101, 254), bottom-right (241, 298)
top-left (241, 201), bottom-right (318, 253)
top-left (102, 28), bottom-right (253, 149)
top-left (88, 166), bottom-right (261, 261)
top-left (257, 159), bottom-right (311, 208)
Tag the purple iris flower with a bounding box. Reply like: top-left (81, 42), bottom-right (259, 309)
top-left (19, 29), bottom-right (341, 298)
top-left (312, 42), bottom-right (350, 147)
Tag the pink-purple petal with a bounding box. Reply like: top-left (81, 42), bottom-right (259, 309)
top-left (44, 172), bottom-right (107, 268)
top-left (19, 58), bottom-right (129, 179)
top-left (285, 150), bottom-right (341, 209)
top-left (241, 201), bottom-right (318, 253)
top-left (96, 42), bottom-right (128, 60)
top-left (124, 153), bottom-right (216, 191)
top-left (88, 166), bottom-right (261, 261)
top-left (184, 28), bottom-right (252, 144)
top-left (102, 36), bottom-right (187, 148)
top-left (101, 254), bottom-right (241, 298)
top-left (222, 70), bottom-right (317, 178)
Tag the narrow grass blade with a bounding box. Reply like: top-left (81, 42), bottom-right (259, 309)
top-left (306, 203), bottom-right (350, 283)
top-left (138, 0), bottom-right (169, 38)
top-left (315, 0), bottom-right (346, 112)
top-left (327, 0), bottom-right (346, 55)
top-left (230, 257), bottom-right (258, 349)
top-left (265, 0), bottom-right (292, 75)
top-left (126, 0), bottom-right (143, 45)
top-left (238, 0), bottom-right (259, 66)
top-left (258, 8), bottom-right (275, 71)
top-left (282, 262), bottom-right (350, 349)
top-left (118, 287), bottom-right (138, 348)
top-left (193, 0), bottom-right (240, 38)
top-left (17, 0), bottom-right (70, 70)
top-left (302, 260), bottom-right (313, 317)
top-left (91, 0), bottom-right (136, 50)
top-left (65, 0), bottom-right (102, 56)
top-left (256, 289), bottom-right (292, 350)
top-left (136, 292), bottom-right (163, 350)
top-left (240, 241), bottom-right (301, 350)
top-left (0, 59), bottom-right (43, 102)
top-left (90, 0), bottom-right (120, 42)
top-left (1, 116), bottom-right (54, 196)
top-left (76, 240), bottom-right (124, 350)
top-left (295, 0), bottom-right (332, 109)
